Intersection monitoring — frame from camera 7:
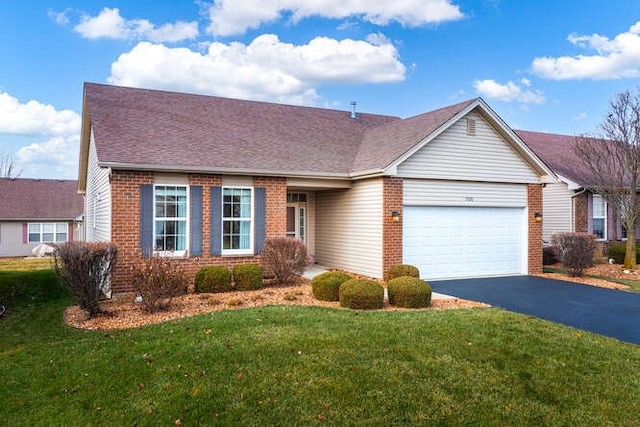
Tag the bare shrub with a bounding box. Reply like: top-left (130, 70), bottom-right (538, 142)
top-left (551, 232), bottom-right (596, 277)
top-left (261, 237), bottom-right (307, 285)
top-left (53, 242), bottom-right (118, 318)
top-left (130, 254), bottom-right (189, 313)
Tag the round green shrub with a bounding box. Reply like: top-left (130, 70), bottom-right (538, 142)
top-left (194, 266), bottom-right (232, 293)
top-left (339, 279), bottom-right (384, 310)
top-left (387, 276), bottom-right (432, 308)
top-left (233, 264), bottom-right (263, 291)
top-left (311, 271), bottom-right (352, 301)
top-left (386, 264), bottom-right (420, 281)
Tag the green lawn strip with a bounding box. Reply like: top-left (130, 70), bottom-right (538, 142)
top-left (2, 266), bottom-right (640, 425)
top-left (543, 266), bottom-right (640, 292)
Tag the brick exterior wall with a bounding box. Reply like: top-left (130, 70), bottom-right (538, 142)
top-left (109, 172), bottom-right (287, 294)
top-left (573, 192), bottom-right (588, 233)
top-left (382, 177), bottom-right (403, 279)
top-left (110, 171), bottom-right (153, 293)
top-left (528, 184), bottom-right (543, 274)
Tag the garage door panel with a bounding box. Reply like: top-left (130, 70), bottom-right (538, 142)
top-left (403, 206), bottom-right (525, 280)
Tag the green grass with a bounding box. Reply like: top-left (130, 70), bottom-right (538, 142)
top-left (2, 260), bottom-right (640, 425)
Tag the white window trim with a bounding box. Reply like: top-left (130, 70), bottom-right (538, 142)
top-left (222, 186), bottom-right (254, 256)
top-left (153, 184), bottom-right (189, 257)
top-left (28, 222), bottom-right (69, 244)
top-left (592, 194), bottom-right (607, 241)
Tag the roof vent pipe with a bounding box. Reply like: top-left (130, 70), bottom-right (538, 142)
top-left (350, 101), bottom-right (357, 119)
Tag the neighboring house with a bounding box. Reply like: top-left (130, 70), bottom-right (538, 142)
top-left (516, 130), bottom-right (634, 245)
top-left (0, 178), bottom-right (84, 257)
top-left (78, 83), bottom-right (554, 294)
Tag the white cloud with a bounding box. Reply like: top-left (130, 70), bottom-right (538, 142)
top-left (74, 7), bottom-right (198, 42)
top-left (108, 35), bottom-right (406, 105)
top-left (573, 112), bottom-right (588, 121)
top-left (206, 0), bottom-right (464, 36)
top-left (0, 92), bottom-right (81, 179)
top-left (0, 93), bottom-right (80, 136)
top-left (532, 21), bottom-right (640, 80)
top-left (14, 135), bottom-right (80, 179)
top-left (473, 79), bottom-right (545, 104)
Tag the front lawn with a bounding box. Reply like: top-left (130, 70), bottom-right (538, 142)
top-left (1, 261), bottom-right (639, 425)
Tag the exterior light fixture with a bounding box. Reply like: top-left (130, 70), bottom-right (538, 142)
top-left (534, 212), bottom-right (543, 222)
top-left (391, 211), bottom-right (401, 222)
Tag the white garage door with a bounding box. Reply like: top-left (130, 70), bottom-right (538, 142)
top-left (403, 206), bottom-right (526, 280)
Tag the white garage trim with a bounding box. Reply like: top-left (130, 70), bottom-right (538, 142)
top-left (403, 206), bottom-right (527, 280)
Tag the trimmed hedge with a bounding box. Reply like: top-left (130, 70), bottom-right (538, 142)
top-left (386, 264), bottom-right (420, 281)
top-left (608, 244), bottom-right (640, 265)
top-left (194, 266), bottom-right (232, 293)
top-left (339, 279), bottom-right (384, 310)
top-left (311, 271), bottom-right (352, 301)
top-left (233, 264), bottom-right (263, 291)
top-left (387, 276), bottom-right (432, 308)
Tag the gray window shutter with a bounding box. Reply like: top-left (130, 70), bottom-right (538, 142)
top-left (210, 186), bottom-right (222, 256)
top-left (254, 187), bottom-right (266, 254)
top-left (140, 184), bottom-right (154, 257)
top-left (190, 186), bottom-right (203, 257)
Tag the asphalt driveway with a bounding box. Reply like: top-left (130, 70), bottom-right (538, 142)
top-left (430, 275), bottom-right (640, 346)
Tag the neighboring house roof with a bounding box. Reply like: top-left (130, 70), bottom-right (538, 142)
top-left (79, 83), bottom-right (553, 189)
top-left (515, 130), bottom-right (588, 189)
top-left (0, 178), bottom-right (84, 221)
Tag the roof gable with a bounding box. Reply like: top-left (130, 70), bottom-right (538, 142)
top-left (0, 178), bottom-right (84, 220)
top-left (397, 111), bottom-right (540, 183)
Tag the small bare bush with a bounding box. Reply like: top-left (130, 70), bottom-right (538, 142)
top-left (551, 232), bottom-right (596, 277)
top-left (53, 242), bottom-right (118, 318)
top-left (261, 237), bottom-right (308, 285)
top-left (130, 254), bottom-right (188, 313)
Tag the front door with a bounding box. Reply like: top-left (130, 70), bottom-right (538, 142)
top-left (286, 205), bottom-right (306, 241)
top-left (286, 192), bottom-right (308, 241)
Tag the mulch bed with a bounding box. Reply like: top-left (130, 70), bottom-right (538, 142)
top-left (64, 277), bottom-right (488, 331)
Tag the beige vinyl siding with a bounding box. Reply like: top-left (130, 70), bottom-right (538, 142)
top-left (85, 130), bottom-right (111, 242)
top-left (315, 179), bottom-right (383, 278)
top-left (397, 112), bottom-right (539, 184)
top-left (542, 182), bottom-right (573, 243)
top-left (306, 191), bottom-right (316, 256)
top-left (0, 222), bottom-right (29, 257)
top-left (404, 179), bottom-right (528, 207)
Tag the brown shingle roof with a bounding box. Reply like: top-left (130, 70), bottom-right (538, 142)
top-left (85, 83), bottom-right (400, 176)
top-left (515, 130), bottom-right (587, 186)
top-left (0, 178), bottom-right (84, 220)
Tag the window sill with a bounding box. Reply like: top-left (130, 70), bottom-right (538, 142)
top-left (222, 251), bottom-right (254, 257)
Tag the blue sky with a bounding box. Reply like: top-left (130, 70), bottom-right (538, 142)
top-left (2, 0), bottom-right (640, 179)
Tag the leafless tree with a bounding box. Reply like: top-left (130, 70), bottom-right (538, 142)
top-left (0, 151), bottom-right (22, 178)
top-left (573, 88), bottom-right (640, 269)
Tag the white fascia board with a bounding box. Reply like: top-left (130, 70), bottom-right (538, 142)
top-left (557, 174), bottom-right (583, 191)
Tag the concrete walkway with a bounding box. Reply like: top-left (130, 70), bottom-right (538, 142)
top-left (430, 275), bottom-right (640, 346)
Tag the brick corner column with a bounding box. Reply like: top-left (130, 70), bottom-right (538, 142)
top-left (528, 184), bottom-right (543, 275)
top-left (382, 177), bottom-right (403, 279)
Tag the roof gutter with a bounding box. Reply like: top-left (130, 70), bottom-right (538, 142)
top-left (99, 162), bottom-right (353, 181)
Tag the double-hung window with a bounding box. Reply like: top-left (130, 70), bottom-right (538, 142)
top-left (28, 223), bottom-right (68, 243)
top-left (222, 187), bottom-right (253, 254)
top-left (592, 194), bottom-right (606, 240)
top-left (154, 185), bottom-right (188, 254)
